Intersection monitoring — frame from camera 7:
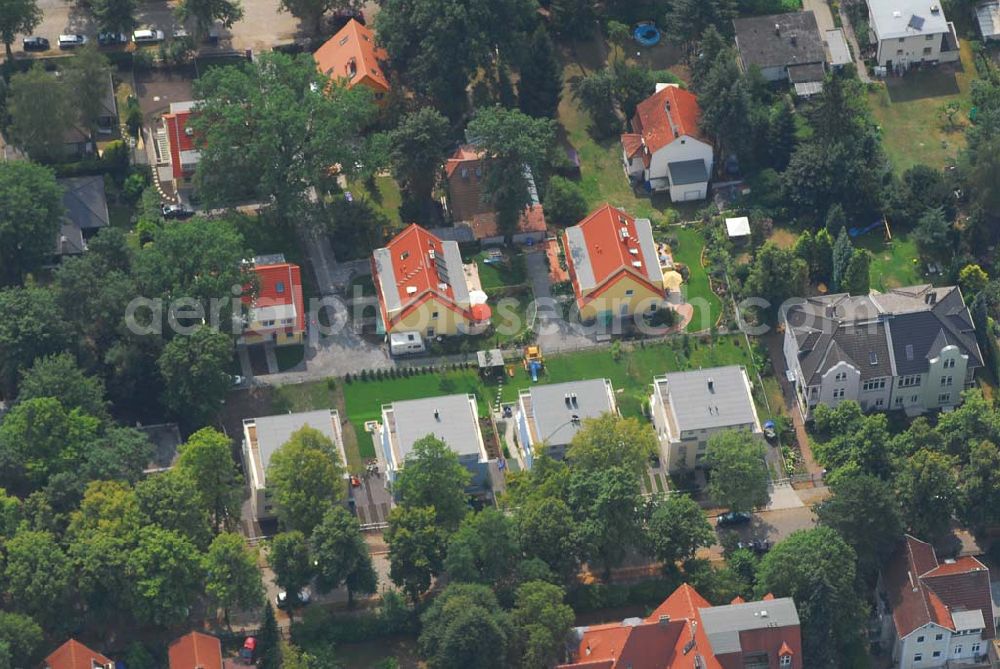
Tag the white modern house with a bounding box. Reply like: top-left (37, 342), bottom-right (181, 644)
top-left (620, 84), bottom-right (714, 201)
top-left (241, 410), bottom-right (348, 521)
top-left (649, 366), bottom-right (763, 471)
top-left (515, 378), bottom-right (619, 468)
top-left (782, 285), bottom-right (982, 417)
top-left (867, 0), bottom-right (960, 70)
top-left (877, 535), bottom-right (993, 669)
top-left (375, 394), bottom-right (504, 500)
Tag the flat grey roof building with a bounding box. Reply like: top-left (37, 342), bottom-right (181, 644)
top-left (382, 394), bottom-right (486, 467)
top-left (825, 28), bottom-right (852, 65)
top-left (654, 366), bottom-right (761, 433)
top-left (699, 597), bottom-right (800, 654)
top-left (243, 410), bottom-right (347, 488)
top-left (519, 378), bottom-right (618, 448)
top-left (868, 0), bottom-right (950, 39)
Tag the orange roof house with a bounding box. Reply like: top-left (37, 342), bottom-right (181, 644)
top-left (313, 19), bottom-right (389, 100)
top-left (168, 631), bottom-right (223, 669)
top-left (558, 583), bottom-right (802, 669)
top-left (162, 101), bottom-right (199, 184)
top-left (620, 84), bottom-right (714, 201)
top-left (45, 639), bottom-right (112, 669)
top-left (562, 204), bottom-right (667, 321)
top-left (372, 224), bottom-right (484, 337)
top-left (240, 254), bottom-right (306, 347)
top-left (444, 145), bottom-right (547, 244)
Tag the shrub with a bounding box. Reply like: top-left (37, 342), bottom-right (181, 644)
top-left (344, 373), bottom-right (352, 383)
top-left (544, 176), bottom-right (589, 227)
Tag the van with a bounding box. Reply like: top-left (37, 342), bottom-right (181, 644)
top-left (132, 28), bottom-right (165, 43)
top-left (389, 332), bottom-right (425, 357)
top-left (58, 34), bottom-right (87, 49)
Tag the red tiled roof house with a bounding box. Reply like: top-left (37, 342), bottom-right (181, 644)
top-left (620, 84), bottom-right (714, 201)
top-left (44, 639), bottom-right (113, 669)
top-left (562, 204), bottom-right (668, 322)
top-left (372, 224), bottom-right (486, 337)
top-left (877, 535), bottom-right (994, 668)
top-left (240, 254), bottom-right (306, 347)
top-left (313, 19), bottom-right (390, 103)
top-left (444, 145), bottom-right (547, 246)
top-left (168, 631), bottom-right (223, 669)
top-left (558, 583), bottom-right (803, 669)
top-left (161, 101), bottom-right (200, 188)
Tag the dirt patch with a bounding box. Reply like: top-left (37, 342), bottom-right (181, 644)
top-left (769, 227), bottom-right (799, 249)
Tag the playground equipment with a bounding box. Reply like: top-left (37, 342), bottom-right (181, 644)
top-left (633, 22), bottom-right (661, 47)
top-left (523, 345), bottom-right (544, 382)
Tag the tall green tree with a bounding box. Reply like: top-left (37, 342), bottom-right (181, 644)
top-left (176, 427), bottom-right (243, 530)
top-left (912, 207), bottom-right (952, 261)
top-left (831, 226), bottom-right (853, 292)
top-left (64, 46), bottom-right (112, 135)
top-left (743, 243), bottom-right (808, 314)
top-left (385, 505), bottom-right (447, 603)
top-left (135, 470), bottom-right (213, 550)
top-left (816, 473), bottom-right (902, 579)
top-left (566, 414), bottom-right (657, 479)
top-left (2, 530), bottom-right (73, 627)
top-left (418, 583), bottom-right (512, 669)
top-left (568, 465), bottom-right (644, 578)
top-left (0, 0), bottom-right (41, 59)
top-left (516, 496), bottom-right (580, 583)
top-left (895, 448), bottom-right (957, 542)
top-left (511, 581), bottom-right (574, 669)
top-left (444, 508), bottom-right (521, 590)
top-left (666, 0), bottom-right (737, 51)
top-left (959, 440), bottom-right (1000, 530)
top-left (465, 106), bottom-right (555, 233)
top-left (387, 108), bottom-right (451, 222)
top-left (192, 52), bottom-right (375, 219)
top-left (0, 612), bottom-right (43, 669)
top-left (0, 287), bottom-right (73, 399)
top-left (83, 426), bottom-right (155, 485)
top-left (543, 176), bottom-right (588, 227)
top-left (157, 327), bottom-right (234, 425)
top-left (127, 526), bottom-right (204, 625)
top-left (17, 352), bottom-right (108, 420)
top-left (175, 0), bottom-right (244, 38)
top-left (549, 0), bottom-right (596, 37)
top-left (768, 95), bottom-right (796, 170)
top-left (571, 68), bottom-right (619, 137)
top-left (0, 161), bottom-right (65, 285)
top-left (704, 430), bottom-right (770, 512)
top-left (204, 532), bottom-right (265, 626)
top-left (266, 426), bottom-right (347, 534)
top-left (646, 493), bottom-right (715, 569)
top-left (269, 531), bottom-right (313, 614)
top-left (258, 603), bottom-right (281, 669)
top-left (278, 0), bottom-right (362, 35)
top-left (393, 435), bottom-right (471, 531)
top-left (842, 249), bottom-right (871, 296)
top-left (756, 527), bottom-right (864, 663)
top-left (6, 65), bottom-right (73, 163)
top-left (309, 506), bottom-right (377, 606)
top-left (91, 0), bottom-right (139, 33)
top-left (518, 27), bottom-right (562, 119)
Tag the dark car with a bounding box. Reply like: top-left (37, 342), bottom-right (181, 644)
top-left (162, 204), bottom-right (195, 219)
top-left (737, 539), bottom-right (772, 554)
top-left (716, 511), bottom-right (752, 527)
top-left (22, 36), bottom-right (50, 51)
top-left (98, 32), bottom-right (129, 46)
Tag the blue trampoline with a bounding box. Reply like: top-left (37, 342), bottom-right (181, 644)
top-left (633, 22), bottom-right (661, 47)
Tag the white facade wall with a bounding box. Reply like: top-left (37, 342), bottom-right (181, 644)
top-left (877, 31), bottom-right (944, 66)
top-left (816, 361), bottom-right (862, 408)
top-left (895, 623), bottom-right (986, 669)
top-left (645, 135), bottom-right (714, 193)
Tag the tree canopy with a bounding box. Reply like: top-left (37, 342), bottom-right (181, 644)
top-left (0, 161), bottom-right (65, 285)
top-left (704, 430), bottom-right (770, 512)
top-left (266, 426), bottom-right (347, 534)
top-left (418, 583), bottom-right (513, 669)
top-left (392, 435), bottom-right (471, 531)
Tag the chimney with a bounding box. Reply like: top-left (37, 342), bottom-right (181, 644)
top-left (571, 393), bottom-right (579, 408)
top-left (659, 614), bottom-right (671, 626)
top-left (774, 23), bottom-right (781, 35)
top-left (565, 394), bottom-right (572, 408)
top-left (434, 409), bottom-right (440, 421)
top-left (925, 291), bottom-right (937, 304)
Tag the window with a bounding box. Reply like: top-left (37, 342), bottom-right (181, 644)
top-left (863, 379), bottom-right (886, 391)
top-left (941, 376), bottom-right (953, 387)
top-left (917, 636), bottom-right (925, 643)
top-left (954, 645), bottom-right (962, 655)
top-left (895, 396), bottom-right (904, 406)
top-left (431, 311), bottom-right (439, 319)
top-left (810, 387), bottom-right (819, 398)
top-left (275, 281), bottom-right (285, 294)
top-left (338, 35), bottom-right (349, 46)
top-left (899, 375), bottom-right (922, 388)
top-left (779, 656), bottom-right (792, 668)
top-left (972, 643), bottom-right (981, 654)
top-left (923, 47), bottom-right (933, 55)
top-left (911, 395), bottom-right (919, 403)
top-left (625, 289), bottom-right (634, 296)
top-left (899, 37), bottom-right (905, 42)
top-left (914, 654), bottom-right (923, 662)
top-left (926, 34), bottom-right (935, 40)
top-left (939, 393), bottom-right (951, 403)
top-left (935, 634), bottom-right (943, 641)
top-left (932, 651), bottom-right (941, 658)
top-left (263, 319), bottom-right (275, 326)
top-left (897, 49), bottom-right (904, 56)
top-left (400, 251), bottom-right (409, 260)
top-left (943, 358), bottom-right (956, 368)
top-left (835, 372), bottom-right (847, 381)
top-left (833, 389), bottom-right (845, 399)
top-left (875, 398), bottom-right (885, 407)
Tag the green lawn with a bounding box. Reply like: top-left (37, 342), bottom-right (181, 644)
top-left (671, 226), bottom-right (723, 331)
top-left (472, 251), bottom-right (528, 290)
top-left (348, 176), bottom-right (403, 227)
top-left (855, 230), bottom-right (924, 291)
top-left (869, 41), bottom-right (977, 171)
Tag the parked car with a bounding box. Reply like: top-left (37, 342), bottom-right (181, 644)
top-left (716, 511), bottom-right (752, 527)
top-left (172, 28), bottom-right (189, 39)
top-left (133, 28), bottom-right (165, 43)
top-left (162, 204), bottom-right (194, 219)
top-left (98, 32), bottom-right (128, 46)
top-left (737, 539), bottom-right (772, 554)
top-left (275, 588), bottom-right (311, 609)
top-left (22, 36), bottom-right (50, 51)
top-left (58, 34), bottom-right (87, 49)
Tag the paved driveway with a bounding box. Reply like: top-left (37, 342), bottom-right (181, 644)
top-left (524, 249), bottom-right (598, 353)
top-left (803, 0), bottom-right (836, 33)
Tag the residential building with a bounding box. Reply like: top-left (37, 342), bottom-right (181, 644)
top-left (241, 410), bottom-right (348, 521)
top-left (562, 204), bottom-right (669, 323)
top-left (825, 28), bottom-right (854, 68)
top-left (733, 11), bottom-right (827, 95)
top-left (558, 583), bottom-right (803, 669)
top-left (976, 1), bottom-right (1000, 41)
top-left (650, 366), bottom-right (763, 471)
top-left (782, 285), bottom-right (982, 417)
top-left (169, 631), bottom-right (222, 669)
top-left (375, 394), bottom-right (503, 499)
top-left (515, 378), bottom-right (618, 467)
top-left (138, 422), bottom-right (183, 473)
top-left (45, 639), bottom-right (113, 669)
top-left (313, 19), bottom-right (389, 102)
top-left (725, 216), bottom-right (751, 243)
top-left (372, 223), bottom-right (487, 337)
top-left (444, 145), bottom-right (547, 246)
top-left (53, 176), bottom-right (110, 258)
top-left (867, 0), bottom-right (960, 70)
top-left (620, 84), bottom-right (714, 200)
top-left (60, 73), bottom-right (118, 158)
top-left (240, 254), bottom-right (306, 347)
top-left (877, 535), bottom-right (994, 669)
top-left (161, 101), bottom-right (199, 188)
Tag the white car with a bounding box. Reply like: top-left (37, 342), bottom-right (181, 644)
top-left (133, 28), bottom-right (165, 43)
top-left (58, 34), bottom-right (88, 49)
top-left (275, 587), bottom-right (311, 609)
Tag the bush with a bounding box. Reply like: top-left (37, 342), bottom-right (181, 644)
top-left (291, 593), bottom-right (417, 647)
top-left (544, 176), bottom-right (589, 227)
top-left (122, 171), bottom-right (149, 203)
top-left (125, 96), bottom-right (143, 138)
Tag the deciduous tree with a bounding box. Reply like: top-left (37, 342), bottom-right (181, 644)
top-left (17, 353), bottom-right (108, 420)
top-left (566, 414), bottom-right (657, 479)
top-left (511, 581), bottom-right (574, 669)
top-left (176, 427), bottom-right (243, 530)
top-left (704, 430), bottom-right (770, 512)
top-left (135, 470), bottom-right (213, 550)
top-left (842, 248), bottom-right (871, 296)
top-left (0, 612), bottom-right (43, 669)
top-left (418, 583), bottom-right (512, 669)
top-left (91, 0), bottom-right (139, 34)
top-left (386, 108), bottom-right (451, 221)
top-left (742, 243), bottom-right (808, 314)
top-left (816, 473), bottom-right (902, 579)
top-left (266, 426), bottom-right (347, 534)
top-left (646, 493), bottom-right (714, 568)
top-left (127, 526), bottom-right (204, 625)
top-left (958, 440), bottom-right (1000, 531)
top-left (0, 161), bottom-right (65, 285)
top-left (665, 0), bottom-right (737, 50)
top-left (310, 506), bottom-right (377, 606)
top-left (444, 508), bottom-right (521, 590)
top-left (0, 287), bottom-right (73, 398)
top-left (64, 46), bottom-right (112, 135)
top-left (0, 0), bottom-right (41, 59)
top-left (157, 327), bottom-right (234, 426)
top-left (204, 532), bottom-right (265, 626)
top-left (2, 530), bottom-right (73, 627)
top-left (385, 505), bottom-right (447, 603)
top-left (516, 496), bottom-right (580, 583)
top-left (278, 0), bottom-right (361, 35)
top-left (269, 531), bottom-right (313, 614)
top-left (568, 465), bottom-right (644, 578)
top-left (518, 27), bottom-right (562, 119)
top-left (392, 435), bottom-right (470, 531)
top-left (895, 448), bottom-right (957, 542)
top-left (543, 176), bottom-right (588, 227)
top-left (6, 65), bottom-right (73, 162)
top-left (175, 0), bottom-right (244, 38)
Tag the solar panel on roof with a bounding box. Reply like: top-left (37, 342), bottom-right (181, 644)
top-left (909, 14), bottom-right (925, 30)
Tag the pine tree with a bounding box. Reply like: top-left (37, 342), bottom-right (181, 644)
top-left (691, 26), bottom-right (728, 92)
top-left (768, 95), bottom-right (796, 170)
top-left (843, 249), bottom-right (871, 296)
top-left (258, 602), bottom-right (281, 669)
top-left (519, 27), bottom-right (563, 119)
top-left (793, 229), bottom-right (816, 278)
top-left (831, 226), bottom-right (854, 293)
top-left (813, 228), bottom-right (835, 285)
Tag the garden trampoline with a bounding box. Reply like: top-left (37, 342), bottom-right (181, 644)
top-left (633, 22), bottom-right (661, 47)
